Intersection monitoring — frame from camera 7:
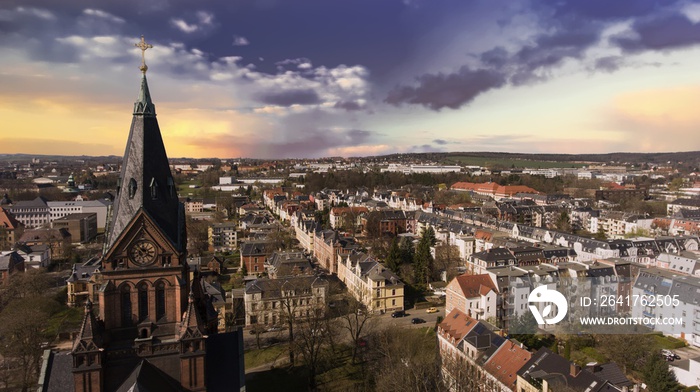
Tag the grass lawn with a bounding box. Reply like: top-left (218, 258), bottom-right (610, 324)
top-left (652, 334), bottom-right (687, 350)
top-left (246, 366), bottom-right (308, 391)
top-left (245, 343), bottom-right (289, 370)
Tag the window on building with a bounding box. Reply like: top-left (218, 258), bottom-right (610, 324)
top-left (128, 178), bottom-right (137, 199)
top-left (138, 283), bottom-right (149, 321)
top-left (121, 286), bottom-right (132, 326)
top-left (156, 282), bottom-right (166, 320)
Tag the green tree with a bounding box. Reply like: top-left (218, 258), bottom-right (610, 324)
top-left (399, 237), bottom-right (415, 264)
top-left (386, 238), bottom-right (401, 272)
top-left (413, 228), bottom-right (435, 287)
top-left (642, 352), bottom-right (679, 392)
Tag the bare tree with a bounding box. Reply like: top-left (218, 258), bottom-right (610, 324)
top-left (336, 296), bottom-right (374, 364)
top-left (433, 244), bottom-right (462, 282)
top-left (292, 303), bottom-right (330, 391)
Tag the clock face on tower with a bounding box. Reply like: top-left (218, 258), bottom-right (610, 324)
top-left (129, 240), bottom-right (157, 265)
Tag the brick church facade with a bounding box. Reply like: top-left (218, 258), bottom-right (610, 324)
top-left (40, 38), bottom-right (244, 392)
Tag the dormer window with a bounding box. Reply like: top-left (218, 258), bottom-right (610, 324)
top-left (150, 178), bottom-right (158, 200)
top-left (167, 177), bottom-right (175, 198)
top-left (128, 178), bottom-right (137, 199)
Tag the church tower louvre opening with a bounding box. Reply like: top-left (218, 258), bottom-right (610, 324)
top-left (38, 36), bottom-right (245, 392)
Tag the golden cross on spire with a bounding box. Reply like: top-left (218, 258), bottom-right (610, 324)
top-left (135, 35), bottom-right (153, 74)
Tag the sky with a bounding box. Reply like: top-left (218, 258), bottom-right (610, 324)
top-left (2, 0), bottom-right (700, 159)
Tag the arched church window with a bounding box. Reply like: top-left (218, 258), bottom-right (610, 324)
top-left (138, 283), bottom-right (149, 321)
top-left (121, 285), bottom-right (132, 326)
top-left (156, 282), bottom-right (166, 320)
top-left (167, 176), bottom-right (175, 198)
top-left (128, 178), bottom-right (137, 199)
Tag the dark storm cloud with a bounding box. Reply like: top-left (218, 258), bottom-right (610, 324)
top-left (613, 13), bottom-right (700, 52)
top-left (386, 0), bottom-right (698, 111)
top-left (256, 89), bottom-right (321, 106)
top-left (385, 66), bottom-right (507, 110)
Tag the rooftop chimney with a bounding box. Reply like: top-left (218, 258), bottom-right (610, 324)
top-left (570, 363), bottom-right (581, 377)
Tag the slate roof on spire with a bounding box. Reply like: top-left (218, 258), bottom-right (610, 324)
top-left (105, 73), bottom-right (184, 254)
top-left (114, 360), bottom-right (183, 392)
top-left (71, 299), bottom-right (103, 352)
top-left (178, 291), bottom-right (206, 340)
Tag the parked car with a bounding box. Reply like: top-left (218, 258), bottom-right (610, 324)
top-left (411, 318), bottom-right (426, 324)
top-left (426, 307), bottom-right (438, 313)
top-left (391, 310), bottom-right (406, 318)
top-left (661, 349), bottom-right (681, 360)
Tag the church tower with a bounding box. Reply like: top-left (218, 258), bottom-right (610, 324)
top-left (97, 36), bottom-right (192, 352)
top-left (52, 36), bottom-right (246, 392)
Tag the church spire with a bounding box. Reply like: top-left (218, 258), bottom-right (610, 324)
top-left (104, 36), bottom-right (184, 255)
top-left (133, 36), bottom-right (156, 116)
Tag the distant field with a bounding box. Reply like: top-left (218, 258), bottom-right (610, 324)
top-left (442, 155), bottom-right (587, 169)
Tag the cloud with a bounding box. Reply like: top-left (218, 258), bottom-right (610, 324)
top-left (82, 9), bottom-right (125, 24)
top-left (256, 89), bottom-right (321, 106)
top-left (170, 11), bottom-right (215, 34)
top-left (232, 35), bottom-right (249, 46)
top-left (614, 13), bottom-right (700, 52)
top-left (385, 66), bottom-right (506, 110)
top-left (433, 139), bottom-right (448, 145)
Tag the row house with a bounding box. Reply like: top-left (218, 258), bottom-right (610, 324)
top-left (329, 206), bottom-right (368, 231)
top-left (632, 268), bottom-right (700, 347)
top-left (437, 309), bottom-right (511, 392)
top-left (667, 198), bottom-right (700, 215)
top-left (361, 209), bottom-right (412, 236)
top-left (313, 230), bottom-right (357, 274)
top-left (653, 216), bottom-right (700, 236)
top-left (267, 251), bottom-right (314, 279)
top-left (262, 188), bottom-right (286, 210)
top-left (294, 218), bottom-right (320, 255)
top-left (468, 248), bottom-right (517, 274)
top-left (244, 275), bottom-right (329, 327)
top-left (518, 348), bottom-right (631, 392)
top-left (337, 251), bottom-right (404, 314)
top-left (656, 250), bottom-right (700, 276)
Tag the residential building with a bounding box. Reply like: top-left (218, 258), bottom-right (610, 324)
top-left (15, 244), bottom-right (50, 268)
top-left (313, 230), bottom-right (357, 274)
top-left (0, 206), bottom-right (23, 250)
top-left (667, 198), bottom-right (700, 215)
top-left (51, 212), bottom-right (98, 243)
top-left (632, 268), bottom-right (700, 347)
top-left (451, 182), bottom-right (541, 201)
top-left (656, 250), bottom-right (700, 276)
top-left (244, 275), bottom-right (329, 326)
top-left (240, 241), bottom-right (276, 274)
top-left (208, 222), bottom-right (239, 251)
top-left (329, 206), bottom-right (368, 230)
top-left (445, 273), bottom-right (498, 321)
top-left (337, 251), bottom-right (404, 314)
top-left (481, 340), bottom-right (532, 391)
top-left (469, 247), bottom-right (517, 274)
top-left (517, 348), bottom-right (624, 392)
top-left (437, 309), bottom-right (507, 391)
top-left (65, 257), bottom-right (102, 307)
top-left (267, 251), bottom-right (314, 279)
top-left (18, 228), bottom-right (72, 259)
top-left (0, 251), bottom-right (24, 286)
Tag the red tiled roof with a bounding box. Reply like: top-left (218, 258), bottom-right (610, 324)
top-left (450, 181), bottom-right (540, 196)
top-left (438, 309), bottom-right (478, 342)
top-left (0, 207), bottom-right (22, 230)
top-left (483, 340), bottom-right (532, 389)
top-left (451, 273), bottom-right (497, 298)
